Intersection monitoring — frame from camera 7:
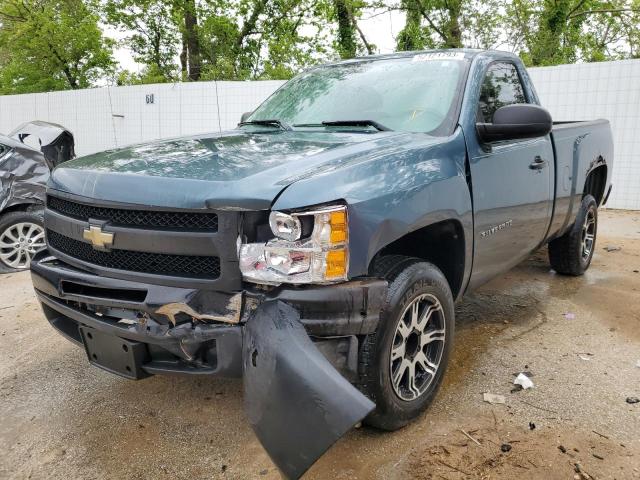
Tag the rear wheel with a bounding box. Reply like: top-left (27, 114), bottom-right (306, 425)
top-left (0, 211), bottom-right (45, 273)
top-left (548, 194), bottom-right (597, 275)
top-left (359, 256), bottom-right (455, 431)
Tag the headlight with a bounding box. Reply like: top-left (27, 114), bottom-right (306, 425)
top-left (239, 205), bottom-right (349, 285)
top-left (269, 211), bottom-right (302, 241)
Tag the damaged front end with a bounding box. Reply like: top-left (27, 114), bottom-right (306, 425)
top-left (31, 251), bottom-right (385, 478)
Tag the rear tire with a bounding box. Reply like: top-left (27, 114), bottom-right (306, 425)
top-left (359, 256), bottom-right (455, 431)
top-left (0, 210), bottom-right (45, 273)
top-left (548, 195), bottom-right (597, 276)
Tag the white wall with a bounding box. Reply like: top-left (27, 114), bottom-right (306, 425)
top-left (528, 60), bottom-right (640, 210)
top-left (0, 60), bottom-right (638, 209)
top-left (0, 80), bottom-right (285, 157)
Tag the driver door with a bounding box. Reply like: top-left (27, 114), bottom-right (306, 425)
top-left (467, 62), bottom-right (554, 288)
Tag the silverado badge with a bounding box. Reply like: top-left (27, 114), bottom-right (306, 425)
top-left (82, 225), bottom-right (114, 251)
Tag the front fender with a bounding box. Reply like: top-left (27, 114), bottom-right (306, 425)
top-left (273, 128), bottom-right (472, 277)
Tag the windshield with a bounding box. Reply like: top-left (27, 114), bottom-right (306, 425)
top-left (248, 53), bottom-right (468, 135)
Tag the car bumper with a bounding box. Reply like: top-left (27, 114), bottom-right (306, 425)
top-left (30, 250), bottom-right (386, 380)
top-left (31, 250), bottom-right (384, 478)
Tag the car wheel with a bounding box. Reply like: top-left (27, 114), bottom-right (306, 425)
top-left (359, 255), bottom-right (455, 431)
top-left (548, 194), bottom-right (597, 276)
top-left (0, 211), bottom-right (46, 273)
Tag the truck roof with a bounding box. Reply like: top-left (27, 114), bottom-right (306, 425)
top-left (317, 48), bottom-right (520, 68)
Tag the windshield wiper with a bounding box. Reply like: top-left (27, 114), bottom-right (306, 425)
top-left (320, 120), bottom-right (392, 131)
top-left (238, 119), bottom-right (293, 131)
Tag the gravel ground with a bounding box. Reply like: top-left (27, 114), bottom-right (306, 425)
top-left (1, 209), bottom-right (639, 479)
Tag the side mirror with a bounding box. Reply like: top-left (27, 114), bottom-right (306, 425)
top-left (240, 111), bottom-right (253, 123)
top-left (476, 104), bottom-right (552, 143)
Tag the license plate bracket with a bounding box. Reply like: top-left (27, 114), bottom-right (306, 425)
top-left (79, 326), bottom-right (150, 380)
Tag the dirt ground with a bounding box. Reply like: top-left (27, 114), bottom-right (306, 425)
top-left (1, 209), bottom-right (639, 480)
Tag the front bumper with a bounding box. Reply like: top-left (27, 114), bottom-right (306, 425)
top-left (31, 250), bottom-right (384, 478)
top-left (30, 250), bottom-right (386, 380)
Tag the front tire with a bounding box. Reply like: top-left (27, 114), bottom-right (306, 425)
top-left (0, 210), bottom-right (45, 273)
top-left (548, 194), bottom-right (598, 276)
top-left (359, 256), bottom-right (455, 431)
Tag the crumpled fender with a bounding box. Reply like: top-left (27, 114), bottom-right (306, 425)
top-left (243, 300), bottom-right (375, 479)
top-left (0, 142), bottom-right (48, 212)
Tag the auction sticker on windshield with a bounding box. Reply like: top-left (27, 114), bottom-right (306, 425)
top-left (412, 52), bottom-right (467, 62)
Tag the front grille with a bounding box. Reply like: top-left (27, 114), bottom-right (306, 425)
top-left (47, 195), bottom-right (218, 231)
top-left (47, 230), bottom-right (220, 278)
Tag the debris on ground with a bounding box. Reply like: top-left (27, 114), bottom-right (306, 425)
top-left (626, 397), bottom-right (639, 404)
top-left (574, 462), bottom-right (594, 479)
top-left (514, 373), bottom-right (535, 389)
top-left (636, 359), bottom-right (640, 368)
top-left (460, 429), bottom-right (482, 446)
top-left (578, 353), bottom-right (594, 361)
top-left (592, 453), bottom-right (604, 460)
top-left (603, 245), bottom-right (621, 252)
top-left (483, 393), bottom-right (506, 404)
top-left (529, 422), bottom-right (536, 430)
top-left (406, 422), bottom-right (624, 480)
top-left (563, 312), bottom-right (576, 320)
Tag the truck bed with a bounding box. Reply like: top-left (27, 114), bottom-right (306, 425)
top-left (547, 119), bottom-right (613, 240)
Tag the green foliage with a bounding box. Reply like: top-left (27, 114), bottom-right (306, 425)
top-left (0, 0), bottom-right (115, 94)
top-left (103, 0), bottom-right (332, 82)
top-left (103, 0), bottom-right (181, 82)
top-left (395, 0), bottom-right (503, 51)
top-left (197, 0), bottom-right (330, 80)
top-left (1, 0), bottom-right (639, 93)
top-left (508, 0), bottom-right (640, 65)
top-left (325, 0), bottom-right (375, 58)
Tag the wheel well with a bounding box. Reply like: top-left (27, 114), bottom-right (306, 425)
top-left (1, 202), bottom-right (43, 216)
top-left (372, 219), bottom-right (465, 298)
top-left (583, 164), bottom-right (607, 206)
top-left (0, 203), bottom-right (44, 222)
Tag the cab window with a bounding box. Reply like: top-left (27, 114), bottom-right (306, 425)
top-left (478, 63), bottom-right (527, 123)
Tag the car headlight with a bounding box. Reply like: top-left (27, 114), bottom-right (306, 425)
top-left (239, 205), bottom-right (348, 285)
top-left (269, 211), bottom-right (302, 241)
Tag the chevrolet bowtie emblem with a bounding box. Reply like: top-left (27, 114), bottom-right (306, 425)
top-left (82, 225), bottom-right (114, 251)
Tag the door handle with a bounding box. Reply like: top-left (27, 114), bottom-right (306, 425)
top-left (529, 156), bottom-right (547, 170)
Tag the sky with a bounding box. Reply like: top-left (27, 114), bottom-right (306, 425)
top-left (110, 10), bottom-right (407, 74)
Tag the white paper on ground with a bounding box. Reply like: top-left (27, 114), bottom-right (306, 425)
top-left (514, 373), bottom-right (534, 389)
top-left (483, 392), bottom-right (506, 404)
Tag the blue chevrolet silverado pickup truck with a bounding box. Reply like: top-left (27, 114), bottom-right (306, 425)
top-left (30, 49), bottom-right (613, 478)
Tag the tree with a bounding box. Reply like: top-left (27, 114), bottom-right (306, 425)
top-left (103, 0), bottom-right (181, 82)
top-left (508, 0), bottom-right (640, 65)
top-left (197, 0), bottom-right (331, 80)
top-left (106, 0), bottom-right (331, 82)
top-left (0, 0), bottom-right (114, 93)
top-left (330, 0), bottom-right (374, 58)
top-left (397, 0), bottom-right (427, 50)
top-left (334, 0), bottom-right (357, 57)
top-left (183, 0), bottom-right (201, 80)
top-left (394, 0), bottom-right (503, 51)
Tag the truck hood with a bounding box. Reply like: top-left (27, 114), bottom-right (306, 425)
top-left (49, 129), bottom-right (415, 209)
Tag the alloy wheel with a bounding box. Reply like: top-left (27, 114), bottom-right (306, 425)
top-left (581, 207), bottom-right (596, 261)
top-left (0, 222), bottom-right (45, 269)
top-left (390, 293), bottom-right (446, 401)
